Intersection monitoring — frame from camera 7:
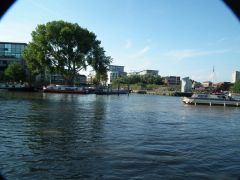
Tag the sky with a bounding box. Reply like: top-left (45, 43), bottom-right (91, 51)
top-left (0, 0), bottom-right (239, 82)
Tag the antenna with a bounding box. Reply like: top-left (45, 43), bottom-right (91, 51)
top-left (212, 66), bottom-right (215, 84)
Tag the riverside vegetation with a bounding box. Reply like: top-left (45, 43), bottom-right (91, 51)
top-left (1, 21), bottom-right (111, 87)
top-left (1, 20), bottom-right (240, 95)
top-left (111, 74), bottom-right (181, 95)
top-left (23, 20), bottom-right (111, 86)
top-left (111, 75), bottom-right (240, 96)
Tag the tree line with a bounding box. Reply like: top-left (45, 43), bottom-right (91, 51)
top-left (3, 20), bottom-right (111, 86)
top-left (3, 20), bottom-right (240, 94)
top-left (112, 74), bottom-right (163, 85)
top-left (232, 80), bottom-right (240, 93)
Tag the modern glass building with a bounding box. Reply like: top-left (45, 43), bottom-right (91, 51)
top-left (0, 42), bottom-right (27, 79)
top-left (107, 65), bottom-right (125, 85)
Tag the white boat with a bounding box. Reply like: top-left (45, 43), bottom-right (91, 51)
top-left (43, 85), bottom-right (88, 94)
top-left (182, 93), bottom-right (240, 107)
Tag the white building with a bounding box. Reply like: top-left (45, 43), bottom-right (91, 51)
top-left (107, 65), bottom-right (125, 85)
top-left (138, 70), bottom-right (158, 76)
top-left (128, 70), bottom-right (158, 76)
top-left (202, 81), bottom-right (212, 88)
top-left (127, 71), bottom-right (138, 76)
top-left (181, 77), bottom-right (192, 93)
top-left (232, 71), bottom-right (240, 83)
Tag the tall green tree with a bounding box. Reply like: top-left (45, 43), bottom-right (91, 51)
top-left (4, 63), bottom-right (25, 82)
top-left (232, 80), bottom-right (240, 93)
top-left (23, 20), bottom-right (111, 85)
top-left (87, 40), bottom-right (112, 83)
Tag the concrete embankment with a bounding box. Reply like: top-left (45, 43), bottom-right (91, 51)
top-left (133, 90), bottom-right (192, 97)
top-left (132, 90), bottom-right (176, 96)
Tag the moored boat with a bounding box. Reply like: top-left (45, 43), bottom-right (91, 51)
top-left (43, 85), bottom-right (88, 94)
top-left (182, 93), bottom-right (240, 107)
top-left (7, 86), bottom-right (37, 92)
top-left (0, 83), bottom-right (37, 92)
top-left (95, 88), bottom-right (129, 95)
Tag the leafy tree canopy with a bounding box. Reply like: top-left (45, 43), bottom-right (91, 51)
top-left (23, 20), bottom-right (111, 85)
top-left (4, 63), bottom-right (25, 82)
top-left (112, 74), bottom-right (162, 85)
top-left (232, 80), bottom-right (240, 93)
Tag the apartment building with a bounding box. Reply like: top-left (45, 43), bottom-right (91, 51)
top-left (107, 65), bottom-right (125, 85)
top-left (162, 76), bottom-right (180, 85)
top-left (137, 70), bottom-right (159, 76)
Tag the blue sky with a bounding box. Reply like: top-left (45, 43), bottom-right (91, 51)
top-left (0, 0), bottom-right (239, 82)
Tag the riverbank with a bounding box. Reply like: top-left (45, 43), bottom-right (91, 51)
top-left (112, 84), bottom-right (181, 96)
top-left (1, 83), bottom-right (238, 98)
top-left (144, 90), bottom-right (176, 96)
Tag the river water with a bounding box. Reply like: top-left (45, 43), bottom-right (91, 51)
top-left (0, 92), bottom-right (240, 179)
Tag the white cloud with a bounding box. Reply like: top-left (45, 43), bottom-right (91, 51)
top-left (190, 73), bottom-right (213, 82)
top-left (124, 39), bottom-right (132, 49)
top-left (130, 46), bottom-right (150, 58)
top-left (26, 0), bottom-right (60, 17)
top-left (217, 37), bottom-right (228, 43)
top-left (164, 49), bottom-right (229, 61)
top-left (0, 22), bottom-right (35, 42)
top-left (146, 38), bottom-right (152, 43)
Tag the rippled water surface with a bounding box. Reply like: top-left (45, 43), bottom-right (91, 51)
top-left (0, 92), bottom-right (240, 179)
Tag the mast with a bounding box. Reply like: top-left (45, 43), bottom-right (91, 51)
top-left (212, 66), bottom-right (215, 84)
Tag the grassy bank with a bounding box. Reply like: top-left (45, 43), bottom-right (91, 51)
top-left (112, 83), bottom-right (180, 96)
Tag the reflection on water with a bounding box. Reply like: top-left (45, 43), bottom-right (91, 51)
top-left (0, 92), bottom-right (240, 179)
